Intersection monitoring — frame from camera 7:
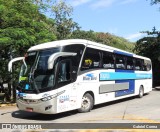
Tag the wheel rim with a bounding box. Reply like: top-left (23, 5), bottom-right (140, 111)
top-left (81, 96), bottom-right (90, 110)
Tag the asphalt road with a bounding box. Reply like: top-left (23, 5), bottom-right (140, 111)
top-left (0, 89), bottom-right (160, 130)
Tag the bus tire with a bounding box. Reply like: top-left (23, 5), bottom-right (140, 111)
top-left (78, 93), bottom-right (94, 113)
top-left (138, 86), bottom-right (144, 98)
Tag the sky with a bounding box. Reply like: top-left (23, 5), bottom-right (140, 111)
top-left (63, 0), bottom-right (160, 42)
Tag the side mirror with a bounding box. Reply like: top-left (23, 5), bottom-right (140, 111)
top-left (48, 52), bottom-right (77, 70)
top-left (8, 57), bottom-right (25, 72)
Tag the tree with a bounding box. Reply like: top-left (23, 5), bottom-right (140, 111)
top-left (136, 0), bottom-right (160, 87)
top-left (150, 0), bottom-right (160, 5)
top-left (0, 0), bottom-right (56, 101)
top-left (51, 0), bottom-right (80, 39)
top-left (134, 28), bottom-right (160, 86)
top-left (0, 0), bottom-right (57, 54)
top-left (70, 30), bottom-right (96, 41)
top-left (70, 30), bottom-right (134, 52)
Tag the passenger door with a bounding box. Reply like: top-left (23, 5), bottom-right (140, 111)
top-left (56, 59), bottom-right (78, 113)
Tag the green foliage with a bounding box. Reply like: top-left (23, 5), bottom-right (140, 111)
top-left (150, 0), bottom-right (160, 5)
top-left (95, 32), bottom-right (134, 52)
top-left (0, 0), bottom-right (56, 99)
top-left (0, 0), bottom-right (135, 101)
top-left (51, 0), bottom-right (80, 39)
top-left (0, 0), bottom-right (56, 53)
top-left (135, 36), bottom-right (160, 87)
top-left (70, 30), bottom-right (97, 41)
top-left (134, 36), bottom-right (160, 65)
top-left (70, 30), bottom-right (134, 52)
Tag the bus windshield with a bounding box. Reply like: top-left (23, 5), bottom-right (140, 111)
top-left (18, 48), bottom-right (60, 93)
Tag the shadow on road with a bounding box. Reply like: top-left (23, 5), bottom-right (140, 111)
top-left (11, 110), bottom-right (78, 121)
top-left (11, 91), bottom-right (151, 121)
top-left (153, 87), bottom-right (160, 91)
top-left (93, 96), bottom-right (137, 110)
top-left (11, 97), bottom-right (137, 121)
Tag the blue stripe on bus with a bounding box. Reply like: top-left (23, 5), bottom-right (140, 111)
top-left (115, 80), bottom-right (135, 97)
top-left (114, 50), bottom-right (133, 57)
top-left (99, 72), bottom-right (152, 81)
top-left (115, 69), bottom-right (134, 73)
top-left (115, 69), bottom-right (135, 97)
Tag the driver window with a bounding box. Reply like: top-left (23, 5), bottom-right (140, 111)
top-left (58, 60), bottom-right (71, 83)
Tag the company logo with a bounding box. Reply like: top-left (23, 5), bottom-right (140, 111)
top-left (59, 95), bottom-right (69, 103)
top-left (83, 73), bottom-right (97, 81)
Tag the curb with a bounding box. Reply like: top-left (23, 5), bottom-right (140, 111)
top-left (155, 86), bottom-right (160, 89)
top-left (0, 103), bottom-right (16, 107)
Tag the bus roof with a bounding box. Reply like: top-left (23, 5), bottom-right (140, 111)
top-left (28, 39), bottom-right (129, 53)
top-left (28, 39), bottom-right (150, 60)
top-left (28, 39), bottom-right (88, 51)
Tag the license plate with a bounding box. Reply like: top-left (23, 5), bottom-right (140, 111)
top-left (26, 107), bottom-right (33, 112)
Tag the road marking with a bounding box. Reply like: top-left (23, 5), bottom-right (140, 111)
top-left (80, 114), bottom-right (160, 123)
top-left (122, 114), bottom-right (160, 123)
top-left (77, 130), bottom-right (160, 132)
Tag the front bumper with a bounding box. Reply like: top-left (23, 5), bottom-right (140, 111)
top-left (17, 98), bottom-right (57, 114)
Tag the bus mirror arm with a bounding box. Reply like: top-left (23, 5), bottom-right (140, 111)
top-left (8, 57), bottom-right (25, 72)
top-left (48, 52), bottom-right (77, 70)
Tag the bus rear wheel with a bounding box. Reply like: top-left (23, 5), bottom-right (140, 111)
top-left (138, 86), bottom-right (144, 98)
top-left (78, 93), bottom-right (94, 113)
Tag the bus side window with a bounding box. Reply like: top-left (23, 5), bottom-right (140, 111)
top-left (126, 57), bottom-right (134, 70)
top-left (62, 44), bottom-right (85, 82)
top-left (146, 61), bottom-right (151, 71)
top-left (81, 48), bottom-right (101, 70)
top-left (102, 52), bottom-right (115, 69)
top-left (135, 59), bottom-right (143, 71)
top-left (143, 59), bottom-right (151, 71)
top-left (115, 55), bottom-right (125, 69)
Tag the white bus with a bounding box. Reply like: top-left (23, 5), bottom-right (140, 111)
top-left (8, 39), bottom-right (152, 114)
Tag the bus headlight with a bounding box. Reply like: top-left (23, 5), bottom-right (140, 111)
top-left (40, 94), bottom-right (56, 102)
top-left (41, 96), bottom-right (52, 101)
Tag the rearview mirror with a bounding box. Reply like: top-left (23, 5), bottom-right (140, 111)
top-left (8, 57), bottom-right (25, 72)
top-left (48, 52), bottom-right (77, 70)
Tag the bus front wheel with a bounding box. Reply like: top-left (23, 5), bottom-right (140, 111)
top-left (78, 93), bottom-right (94, 113)
top-left (138, 86), bottom-right (144, 98)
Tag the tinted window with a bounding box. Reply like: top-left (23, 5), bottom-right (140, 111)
top-left (62, 44), bottom-right (85, 67)
top-left (135, 59), bottom-right (143, 70)
top-left (115, 55), bottom-right (125, 69)
top-left (102, 51), bottom-right (115, 69)
top-left (63, 44), bottom-right (85, 81)
top-left (81, 48), bottom-right (102, 70)
top-left (58, 60), bottom-right (71, 83)
top-left (56, 59), bottom-right (72, 88)
top-left (126, 57), bottom-right (134, 70)
top-left (34, 48), bottom-right (60, 90)
top-left (142, 59), bottom-right (152, 71)
top-left (36, 48), bottom-right (60, 71)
